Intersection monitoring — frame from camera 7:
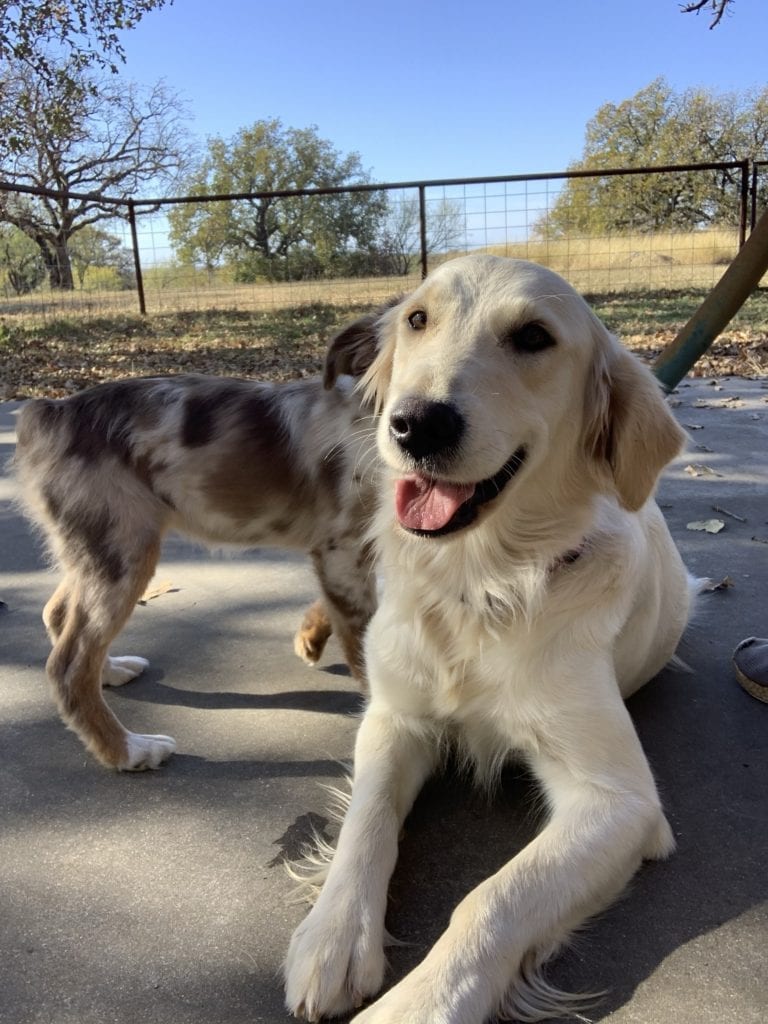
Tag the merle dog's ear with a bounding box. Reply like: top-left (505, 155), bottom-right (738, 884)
top-left (323, 314), bottom-right (379, 389)
top-left (323, 297), bottom-right (401, 389)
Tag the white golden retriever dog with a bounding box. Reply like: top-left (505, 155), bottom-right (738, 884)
top-left (284, 255), bottom-right (692, 1022)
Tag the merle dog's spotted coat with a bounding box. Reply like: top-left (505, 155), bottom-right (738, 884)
top-left (14, 362), bottom-right (380, 770)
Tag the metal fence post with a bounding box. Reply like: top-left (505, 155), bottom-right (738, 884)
top-left (418, 185), bottom-right (428, 279)
top-left (751, 161), bottom-right (767, 231)
top-left (738, 159), bottom-right (749, 247)
top-left (127, 200), bottom-right (147, 315)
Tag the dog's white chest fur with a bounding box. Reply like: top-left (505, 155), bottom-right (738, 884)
top-left (367, 536), bottom-right (562, 772)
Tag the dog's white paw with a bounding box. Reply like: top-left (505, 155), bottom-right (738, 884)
top-left (351, 993), bottom-right (404, 1024)
top-left (643, 811), bottom-right (676, 861)
top-left (349, 970), bottom-right (445, 1024)
top-left (285, 896), bottom-right (386, 1020)
top-left (120, 732), bottom-right (176, 771)
top-left (102, 655), bottom-right (150, 687)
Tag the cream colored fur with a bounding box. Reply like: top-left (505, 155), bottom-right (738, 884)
top-left (284, 256), bottom-right (692, 1022)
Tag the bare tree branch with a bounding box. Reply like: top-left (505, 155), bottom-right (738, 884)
top-left (0, 60), bottom-right (191, 289)
top-left (680, 0), bottom-right (735, 29)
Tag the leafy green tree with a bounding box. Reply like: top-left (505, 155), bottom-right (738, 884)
top-left (168, 183), bottom-right (232, 278)
top-left (0, 0), bottom-right (171, 149)
top-left (0, 224), bottom-right (45, 295)
top-left (0, 59), bottom-right (190, 289)
top-left (542, 78), bottom-right (768, 237)
top-left (168, 119), bottom-right (388, 281)
top-left (69, 225), bottom-right (134, 288)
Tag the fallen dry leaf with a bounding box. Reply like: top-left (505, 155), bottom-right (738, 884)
top-left (684, 464), bottom-right (724, 478)
top-left (138, 579), bottom-right (176, 604)
top-left (686, 519), bottom-right (726, 534)
top-left (701, 576), bottom-right (734, 592)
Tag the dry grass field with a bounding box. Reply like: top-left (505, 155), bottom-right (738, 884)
top-left (484, 228), bottom-right (749, 293)
top-left (2, 228), bottom-right (758, 322)
top-left (1, 230), bottom-right (766, 399)
top-left (0, 271), bottom-right (418, 321)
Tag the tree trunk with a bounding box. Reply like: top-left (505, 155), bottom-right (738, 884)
top-left (32, 233), bottom-right (74, 292)
top-left (37, 234), bottom-right (75, 290)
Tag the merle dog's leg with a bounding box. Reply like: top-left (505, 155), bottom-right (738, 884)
top-left (293, 599), bottom-right (334, 668)
top-left (310, 540), bottom-right (377, 685)
top-left (44, 578), bottom-right (150, 689)
top-left (45, 535), bottom-right (175, 770)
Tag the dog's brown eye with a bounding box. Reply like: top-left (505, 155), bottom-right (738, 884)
top-left (408, 310), bottom-right (428, 331)
top-left (506, 322), bottom-right (555, 353)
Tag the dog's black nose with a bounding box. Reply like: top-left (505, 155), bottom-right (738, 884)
top-left (389, 398), bottom-right (464, 461)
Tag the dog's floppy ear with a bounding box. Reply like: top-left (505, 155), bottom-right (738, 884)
top-left (323, 313), bottom-right (381, 389)
top-left (585, 339), bottom-right (685, 512)
top-left (323, 296), bottom-right (402, 390)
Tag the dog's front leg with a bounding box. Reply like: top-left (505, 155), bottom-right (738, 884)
top-left (284, 706), bottom-right (438, 1020)
top-left (309, 540), bottom-right (377, 684)
top-left (351, 682), bottom-right (674, 1024)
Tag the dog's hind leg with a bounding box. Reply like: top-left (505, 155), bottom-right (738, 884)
top-left (43, 578), bottom-right (71, 643)
top-left (45, 538), bottom-right (175, 770)
top-left (44, 579), bottom-right (148, 689)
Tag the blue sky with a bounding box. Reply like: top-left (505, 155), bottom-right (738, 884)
top-left (117, 0), bottom-right (768, 185)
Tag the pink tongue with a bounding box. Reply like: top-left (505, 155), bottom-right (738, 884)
top-left (395, 475), bottom-right (476, 531)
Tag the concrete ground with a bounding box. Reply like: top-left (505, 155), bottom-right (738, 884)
top-left (0, 376), bottom-right (766, 1024)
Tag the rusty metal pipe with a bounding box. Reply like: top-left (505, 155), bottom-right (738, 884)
top-left (653, 206), bottom-right (768, 391)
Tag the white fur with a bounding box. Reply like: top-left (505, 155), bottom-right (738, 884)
top-left (123, 731), bottom-right (177, 771)
top-left (284, 256), bottom-right (691, 1022)
top-left (102, 655), bottom-right (150, 687)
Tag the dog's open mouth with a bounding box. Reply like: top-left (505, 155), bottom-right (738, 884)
top-left (394, 446), bottom-right (526, 537)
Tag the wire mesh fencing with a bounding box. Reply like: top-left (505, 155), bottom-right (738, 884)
top-left (0, 159), bottom-right (760, 324)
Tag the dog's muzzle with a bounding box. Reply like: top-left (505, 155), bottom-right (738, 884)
top-left (388, 397), bottom-right (526, 537)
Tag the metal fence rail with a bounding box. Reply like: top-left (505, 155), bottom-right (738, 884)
top-left (752, 160), bottom-right (768, 229)
top-left (0, 159), bottom-right (762, 319)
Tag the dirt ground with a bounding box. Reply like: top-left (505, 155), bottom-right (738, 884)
top-left (1, 297), bottom-right (766, 400)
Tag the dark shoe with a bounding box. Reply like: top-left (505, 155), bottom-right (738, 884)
top-left (732, 637), bottom-right (768, 703)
